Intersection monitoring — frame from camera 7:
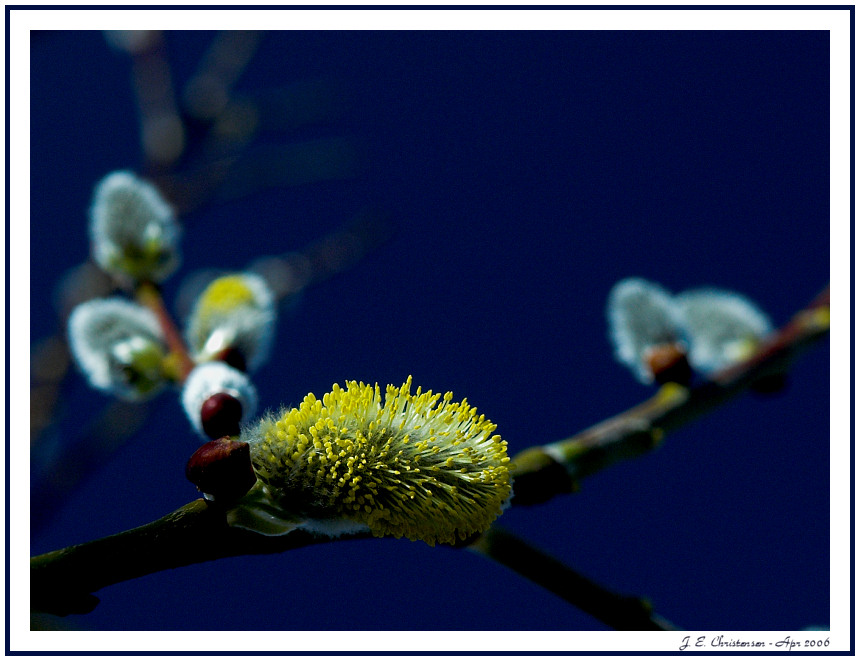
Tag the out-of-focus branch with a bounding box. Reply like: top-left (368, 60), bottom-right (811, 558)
top-left (31, 210), bottom-right (394, 534)
top-left (30, 263), bottom-right (116, 444)
top-left (32, 498), bottom-right (670, 631)
top-left (181, 31), bottom-right (264, 125)
top-left (32, 31), bottom-right (356, 447)
top-left (510, 286), bottom-right (830, 505)
top-left (135, 281), bottom-right (196, 383)
top-left (123, 30), bottom-right (186, 170)
top-left (30, 286), bottom-right (829, 619)
top-left (30, 400), bottom-right (152, 534)
top-left (248, 206), bottom-right (394, 302)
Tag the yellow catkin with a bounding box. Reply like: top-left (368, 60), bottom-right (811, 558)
top-left (242, 377), bottom-right (512, 546)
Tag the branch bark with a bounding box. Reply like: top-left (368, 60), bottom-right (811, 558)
top-left (30, 286), bottom-right (829, 619)
top-left (509, 286), bottom-right (829, 505)
top-left (30, 499), bottom-right (373, 616)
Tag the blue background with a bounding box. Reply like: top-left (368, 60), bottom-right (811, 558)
top-left (29, 27), bottom-right (831, 634)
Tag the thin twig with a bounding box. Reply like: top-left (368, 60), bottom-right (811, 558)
top-left (469, 527), bottom-right (678, 631)
top-left (135, 281), bottom-right (196, 382)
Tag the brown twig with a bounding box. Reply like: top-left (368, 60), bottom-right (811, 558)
top-left (509, 286), bottom-right (830, 505)
top-left (30, 499), bottom-right (371, 616)
top-left (469, 527), bottom-right (678, 631)
top-left (134, 281), bottom-right (196, 383)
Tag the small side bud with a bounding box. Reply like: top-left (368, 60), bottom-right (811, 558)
top-left (185, 273), bottom-right (277, 373)
top-left (214, 346), bottom-right (247, 373)
top-left (607, 278), bottom-right (685, 384)
top-left (643, 342), bottom-right (693, 386)
top-left (67, 297), bottom-right (168, 400)
top-left (181, 361), bottom-right (258, 439)
top-left (89, 170), bottom-right (180, 283)
top-left (186, 437), bottom-right (257, 503)
top-left (201, 392), bottom-right (244, 439)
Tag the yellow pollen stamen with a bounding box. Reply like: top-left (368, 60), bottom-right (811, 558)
top-left (241, 376), bottom-right (511, 545)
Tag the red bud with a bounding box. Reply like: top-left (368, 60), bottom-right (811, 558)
top-left (215, 346), bottom-right (247, 373)
top-left (645, 343), bottom-right (692, 386)
top-left (186, 437), bottom-right (257, 503)
top-left (200, 392), bottom-right (243, 439)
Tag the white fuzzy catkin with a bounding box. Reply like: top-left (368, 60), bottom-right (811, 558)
top-left (676, 288), bottom-right (773, 373)
top-left (181, 361), bottom-right (259, 439)
top-left (607, 278), bottom-right (685, 384)
top-left (89, 170), bottom-right (180, 283)
top-left (67, 297), bottom-right (167, 400)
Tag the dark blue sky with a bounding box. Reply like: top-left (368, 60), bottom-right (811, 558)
top-left (29, 26), bottom-right (832, 636)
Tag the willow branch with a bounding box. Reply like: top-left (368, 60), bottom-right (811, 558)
top-left (31, 286), bottom-right (829, 617)
top-left (30, 499), bottom-right (373, 616)
top-left (510, 286), bottom-right (830, 505)
top-left (31, 499), bottom-right (666, 631)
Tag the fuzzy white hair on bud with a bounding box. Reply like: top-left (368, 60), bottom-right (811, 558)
top-left (89, 170), bottom-right (180, 283)
top-left (676, 288), bottom-right (774, 373)
top-left (67, 297), bottom-right (167, 400)
top-left (181, 361), bottom-right (259, 439)
top-left (607, 278), bottom-right (686, 384)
